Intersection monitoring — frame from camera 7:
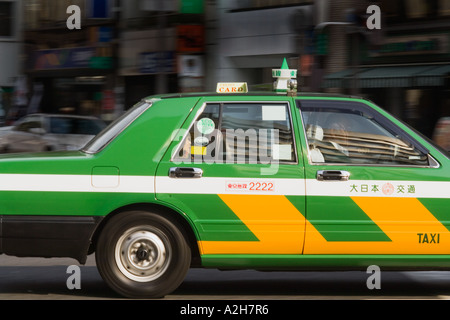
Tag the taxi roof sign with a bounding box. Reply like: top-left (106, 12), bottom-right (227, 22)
top-left (216, 82), bottom-right (248, 94)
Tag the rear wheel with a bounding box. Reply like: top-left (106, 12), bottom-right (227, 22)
top-left (96, 210), bottom-right (191, 298)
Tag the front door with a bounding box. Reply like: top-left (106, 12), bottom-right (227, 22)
top-left (298, 98), bottom-right (450, 255)
top-left (156, 97), bottom-right (306, 256)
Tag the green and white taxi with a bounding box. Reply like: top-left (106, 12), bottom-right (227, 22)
top-left (0, 61), bottom-right (449, 298)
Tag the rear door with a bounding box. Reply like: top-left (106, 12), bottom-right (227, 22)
top-left (297, 98), bottom-right (450, 255)
top-left (156, 96), bottom-right (307, 256)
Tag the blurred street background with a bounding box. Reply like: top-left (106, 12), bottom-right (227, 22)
top-left (0, 0), bottom-right (449, 145)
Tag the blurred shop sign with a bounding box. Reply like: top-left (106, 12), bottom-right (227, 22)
top-left (179, 55), bottom-right (204, 77)
top-left (300, 55), bottom-right (313, 77)
top-left (141, 0), bottom-right (177, 12)
top-left (369, 34), bottom-right (449, 57)
top-left (180, 0), bottom-right (204, 13)
top-left (33, 47), bottom-right (113, 70)
top-left (140, 51), bottom-right (175, 74)
top-left (133, 0), bottom-right (206, 15)
top-left (89, 26), bottom-right (113, 43)
top-left (90, 57), bottom-right (114, 69)
top-left (102, 90), bottom-right (115, 111)
top-left (34, 47), bottom-right (95, 70)
top-left (433, 117), bottom-right (450, 152)
top-left (177, 25), bottom-right (204, 52)
top-left (230, 0), bottom-right (310, 11)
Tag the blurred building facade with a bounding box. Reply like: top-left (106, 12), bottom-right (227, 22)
top-left (119, 0), bottom-right (205, 107)
top-left (321, 0), bottom-right (450, 137)
top-left (206, 0), bottom-right (450, 137)
top-left (12, 0), bottom-right (450, 137)
top-left (0, 0), bottom-right (23, 122)
top-left (204, 0), bottom-right (308, 91)
top-left (21, 0), bottom-right (119, 122)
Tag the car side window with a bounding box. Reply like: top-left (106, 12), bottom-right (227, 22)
top-left (174, 102), bottom-right (296, 164)
top-left (50, 118), bottom-right (72, 134)
top-left (299, 100), bottom-right (429, 166)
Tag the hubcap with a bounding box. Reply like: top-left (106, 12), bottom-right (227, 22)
top-left (115, 227), bottom-right (171, 282)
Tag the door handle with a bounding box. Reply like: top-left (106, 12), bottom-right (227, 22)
top-left (169, 167), bottom-right (203, 179)
top-left (316, 170), bottom-right (350, 181)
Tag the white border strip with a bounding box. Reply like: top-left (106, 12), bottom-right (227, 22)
top-left (0, 174), bottom-right (448, 198)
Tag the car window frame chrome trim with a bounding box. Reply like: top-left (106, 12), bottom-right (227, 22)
top-left (82, 99), bottom-right (154, 154)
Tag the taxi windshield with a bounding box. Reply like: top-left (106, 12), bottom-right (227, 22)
top-left (82, 100), bottom-right (152, 154)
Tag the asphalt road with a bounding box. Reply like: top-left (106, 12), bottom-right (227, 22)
top-left (2, 254), bottom-right (450, 301)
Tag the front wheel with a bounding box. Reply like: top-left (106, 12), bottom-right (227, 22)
top-left (96, 211), bottom-right (191, 298)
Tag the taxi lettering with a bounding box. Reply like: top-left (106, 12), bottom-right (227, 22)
top-left (349, 183), bottom-right (417, 195)
top-left (226, 181), bottom-right (275, 192)
top-left (217, 86), bottom-right (243, 93)
top-left (216, 82), bottom-right (248, 93)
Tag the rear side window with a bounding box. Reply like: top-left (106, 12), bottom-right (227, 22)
top-left (173, 102), bottom-right (296, 164)
top-left (299, 100), bottom-right (428, 166)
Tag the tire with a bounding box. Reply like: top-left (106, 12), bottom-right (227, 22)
top-left (96, 210), bottom-right (191, 298)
